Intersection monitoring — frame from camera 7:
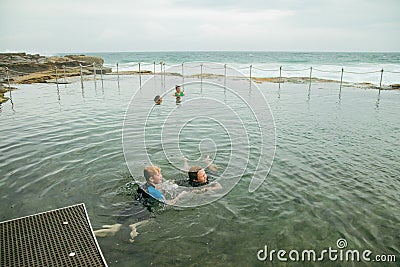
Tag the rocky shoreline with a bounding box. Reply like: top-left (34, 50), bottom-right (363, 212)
top-left (0, 53), bottom-right (111, 85)
top-left (0, 84), bottom-right (10, 103)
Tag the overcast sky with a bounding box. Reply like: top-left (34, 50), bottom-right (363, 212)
top-left (1, 0), bottom-right (399, 53)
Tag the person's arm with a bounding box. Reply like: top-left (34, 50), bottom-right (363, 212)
top-left (193, 181), bottom-right (222, 193)
top-left (209, 181), bottom-right (222, 190)
top-left (167, 190), bottom-right (188, 205)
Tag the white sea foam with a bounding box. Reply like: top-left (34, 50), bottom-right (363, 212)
top-left (105, 61), bottom-right (400, 86)
top-left (99, 52), bottom-right (400, 85)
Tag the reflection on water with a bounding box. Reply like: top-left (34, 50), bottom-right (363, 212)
top-left (81, 78), bottom-right (86, 99)
top-left (376, 90), bottom-right (382, 110)
top-left (0, 76), bottom-right (399, 266)
top-left (56, 83), bottom-right (61, 103)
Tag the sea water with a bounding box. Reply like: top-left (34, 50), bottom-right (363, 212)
top-left (0, 52), bottom-right (399, 266)
top-left (90, 51), bottom-right (400, 85)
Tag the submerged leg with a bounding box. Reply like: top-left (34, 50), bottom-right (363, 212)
top-left (203, 155), bottom-right (218, 172)
top-left (129, 219), bottom-right (151, 243)
top-left (94, 223), bottom-right (122, 237)
top-left (182, 156), bottom-right (190, 172)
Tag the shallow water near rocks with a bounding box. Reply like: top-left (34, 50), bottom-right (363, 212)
top-left (0, 75), bottom-right (399, 266)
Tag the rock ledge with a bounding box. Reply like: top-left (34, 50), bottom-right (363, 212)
top-left (0, 53), bottom-right (110, 84)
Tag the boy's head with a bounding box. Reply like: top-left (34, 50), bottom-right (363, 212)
top-left (144, 166), bottom-right (163, 186)
top-left (175, 85), bottom-right (181, 92)
top-left (188, 166), bottom-right (207, 183)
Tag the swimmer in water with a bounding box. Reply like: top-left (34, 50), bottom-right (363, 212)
top-left (175, 157), bottom-right (222, 192)
top-left (174, 85), bottom-right (184, 97)
top-left (94, 166), bottom-right (187, 241)
top-left (139, 166), bottom-right (187, 205)
top-left (174, 85), bottom-right (184, 104)
top-left (154, 95), bottom-right (162, 105)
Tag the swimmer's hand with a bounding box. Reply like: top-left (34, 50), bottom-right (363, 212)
top-left (193, 188), bottom-right (208, 194)
top-left (167, 191), bottom-right (189, 205)
top-left (193, 182), bottom-right (222, 194)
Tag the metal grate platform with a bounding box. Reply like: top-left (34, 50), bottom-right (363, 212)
top-left (0, 203), bottom-right (107, 267)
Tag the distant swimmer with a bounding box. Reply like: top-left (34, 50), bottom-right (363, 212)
top-left (154, 95), bottom-right (163, 105)
top-left (174, 85), bottom-right (184, 104)
top-left (174, 85), bottom-right (185, 97)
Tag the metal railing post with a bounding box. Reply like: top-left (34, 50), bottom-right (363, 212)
top-left (379, 68), bottom-right (384, 90)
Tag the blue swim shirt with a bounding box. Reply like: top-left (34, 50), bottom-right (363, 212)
top-left (148, 185), bottom-right (166, 203)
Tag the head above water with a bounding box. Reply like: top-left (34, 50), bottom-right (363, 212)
top-left (144, 166), bottom-right (163, 186)
top-left (154, 95), bottom-right (162, 105)
top-left (188, 166), bottom-right (208, 185)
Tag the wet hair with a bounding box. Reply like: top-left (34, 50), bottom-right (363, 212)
top-left (188, 166), bottom-right (202, 182)
top-left (154, 95), bottom-right (161, 103)
top-left (139, 166), bottom-right (164, 211)
top-left (188, 166), bottom-right (210, 187)
top-left (144, 166), bottom-right (161, 183)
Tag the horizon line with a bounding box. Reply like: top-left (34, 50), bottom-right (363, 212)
top-left (1, 50), bottom-right (400, 55)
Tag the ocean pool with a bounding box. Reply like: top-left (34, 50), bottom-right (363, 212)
top-left (0, 73), bottom-right (399, 266)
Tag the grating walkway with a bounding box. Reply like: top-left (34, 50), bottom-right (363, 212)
top-left (0, 203), bottom-right (107, 267)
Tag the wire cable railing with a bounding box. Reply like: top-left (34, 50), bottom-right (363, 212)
top-left (2, 62), bottom-right (399, 92)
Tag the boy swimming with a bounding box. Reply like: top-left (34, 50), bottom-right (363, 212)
top-left (94, 166), bottom-right (187, 241)
top-left (137, 166), bottom-right (187, 206)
